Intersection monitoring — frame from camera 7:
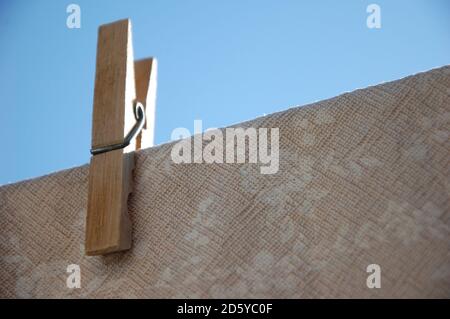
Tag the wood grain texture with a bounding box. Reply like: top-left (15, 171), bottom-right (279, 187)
top-left (90, 19), bottom-right (135, 149)
top-left (86, 152), bottom-right (133, 255)
top-left (85, 19), bottom-right (136, 255)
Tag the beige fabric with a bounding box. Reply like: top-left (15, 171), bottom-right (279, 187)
top-left (1, 66), bottom-right (450, 298)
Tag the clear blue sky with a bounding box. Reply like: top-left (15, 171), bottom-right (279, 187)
top-left (1, 0), bottom-right (449, 184)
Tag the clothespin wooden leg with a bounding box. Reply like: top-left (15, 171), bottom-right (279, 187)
top-left (85, 19), bottom-right (157, 256)
top-left (135, 58), bottom-right (157, 149)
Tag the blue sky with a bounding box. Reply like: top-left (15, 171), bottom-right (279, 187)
top-left (0, 0), bottom-right (449, 184)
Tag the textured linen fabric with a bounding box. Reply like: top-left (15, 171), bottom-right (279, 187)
top-left (1, 66), bottom-right (450, 298)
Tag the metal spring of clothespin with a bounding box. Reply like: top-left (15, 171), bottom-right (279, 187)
top-left (90, 101), bottom-right (146, 156)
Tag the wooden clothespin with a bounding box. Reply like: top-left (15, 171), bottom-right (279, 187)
top-left (85, 19), bottom-right (157, 255)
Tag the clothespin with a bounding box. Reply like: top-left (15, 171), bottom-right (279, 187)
top-left (85, 19), bottom-right (157, 255)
